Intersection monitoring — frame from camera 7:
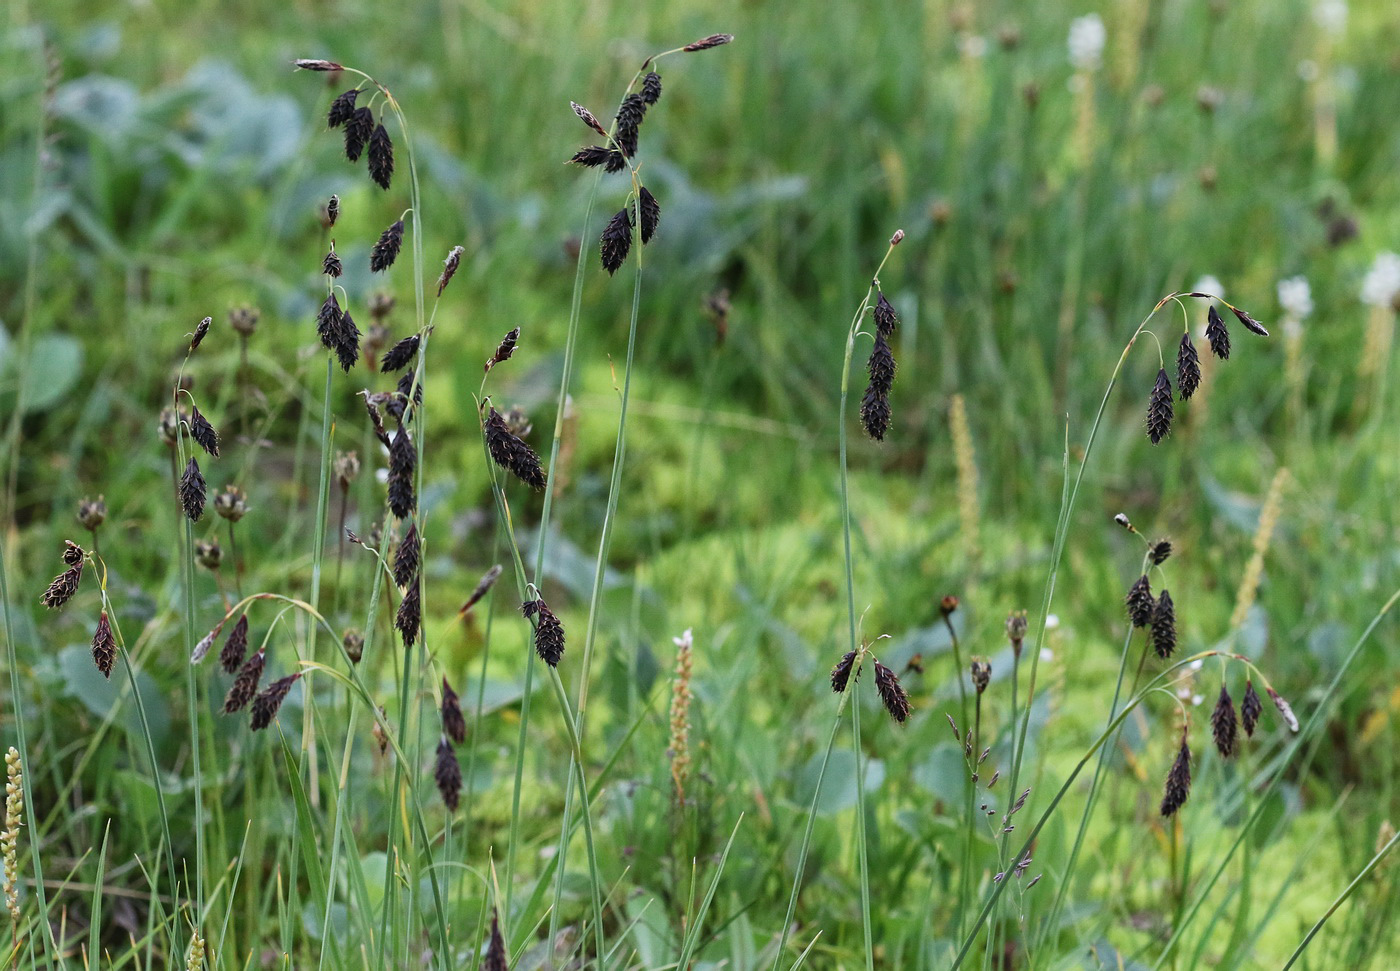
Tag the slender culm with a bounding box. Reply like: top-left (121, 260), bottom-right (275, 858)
top-left (396, 574), bottom-right (422, 647)
top-left (380, 335), bottom-right (419, 373)
top-left (435, 736), bottom-right (462, 812)
top-left (1151, 590), bottom-right (1176, 658)
top-left (1206, 305), bottom-right (1231, 359)
top-left (190, 406), bottom-right (220, 457)
top-left (1177, 332), bottom-right (1201, 399)
top-left (367, 123), bottom-right (394, 190)
top-left (1146, 368), bottom-right (1174, 444)
top-left (637, 186), bottom-right (660, 244)
top-left (370, 219), bottom-right (405, 273)
top-left (92, 610), bottom-right (116, 678)
top-left (250, 672), bottom-right (302, 731)
top-left (600, 208), bottom-right (633, 274)
top-left (345, 106), bottom-right (374, 162)
top-left (831, 650), bottom-right (857, 692)
top-left (327, 88), bottom-right (358, 128)
top-left (522, 599), bottom-right (565, 667)
top-left (641, 71), bottom-right (662, 105)
top-left (1241, 680), bottom-right (1263, 737)
top-left (459, 564), bottom-right (502, 615)
top-left (484, 407), bottom-right (547, 490)
top-left (1230, 305), bottom-right (1270, 337)
top-left (1211, 685), bottom-right (1238, 757)
top-left (393, 523), bottom-right (420, 589)
top-left (1160, 736), bottom-right (1192, 817)
top-left (223, 648), bottom-right (266, 713)
top-left (220, 614), bottom-right (249, 674)
top-left (874, 661), bottom-right (910, 723)
top-left (1126, 574), bottom-right (1154, 628)
top-left (180, 458), bottom-right (207, 521)
top-left (441, 678), bottom-right (467, 744)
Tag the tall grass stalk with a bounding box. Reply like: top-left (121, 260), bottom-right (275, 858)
top-left (1282, 828), bottom-right (1399, 968)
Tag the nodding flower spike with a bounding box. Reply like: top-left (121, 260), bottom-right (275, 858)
top-left (830, 651), bottom-right (857, 692)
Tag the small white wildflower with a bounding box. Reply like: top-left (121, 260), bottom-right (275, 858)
top-left (1360, 252), bottom-right (1400, 308)
top-left (1277, 275), bottom-right (1314, 319)
top-left (673, 628), bottom-right (693, 650)
top-left (1044, 613), bottom-right (1060, 631)
top-left (1067, 14), bottom-right (1106, 72)
top-left (1177, 686), bottom-right (1193, 701)
top-left (1039, 647), bottom-right (1054, 662)
top-left (1191, 693), bottom-right (1204, 707)
top-left (1313, 0), bottom-right (1347, 36)
top-left (1188, 659), bottom-right (1204, 672)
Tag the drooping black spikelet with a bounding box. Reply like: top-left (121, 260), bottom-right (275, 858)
top-left (441, 677), bottom-right (467, 744)
top-left (41, 563), bottom-right (83, 609)
top-left (1206, 305), bottom-right (1231, 360)
top-left (860, 385), bottom-right (891, 442)
top-left (92, 610), bottom-right (116, 678)
top-left (1230, 305), bottom-right (1269, 337)
top-left (370, 219), bottom-right (405, 273)
top-left (327, 88), bottom-right (359, 128)
top-left (322, 247), bottom-right (342, 278)
top-left (637, 186), bottom-right (660, 244)
top-left (394, 371), bottom-right (423, 416)
top-left (568, 146), bottom-right (617, 168)
top-left (1177, 333), bottom-right (1201, 400)
top-left (1211, 685), bottom-right (1238, 758)
top-left (250, 672), bottom-right (302, 731)
top-left (393, 523), bottom-right (419, 589)
top-left (345, 106), bottom-right (374, 162)
top-left (1241, 679), bottom-right (1263, 737)
top-left (614, 93), bottom-right (647, 158)
top-left (859, 331), bottom-right (897, 441)
top-left (831, 651), bottom-right (857, 692)
top-left (62, 540), bottom-right (84, 566)
top-left (395, 575), bottom-right (421, 647)
top-left (1151, 590), bottom-right (1176, 658)
top-left (600, 208), bottom-right (632, 274)
top-left (1160, 736), bottom-right (1192, 817)
top-left (326, 194), bottom-right (340, 227)
top-left (220, 614), bottom-right (250, 675)
top-left (387, 422), bottom-right (417, 519)
top-left (483, 909), bottom-right (507, 971)
top-left (1146, 368), bottom-right (1174, 444)
top-left (332, 310), bottom-right (361, 372)
top-left (191, 316), bottom-right (211, 350)
top-left (1126, 574), bottom-right (1154, 628)
top-left (223, 648), bottom-right (266, 713)
top-left (873, 292), bottom-right (899, 337)
top-left (484, 407), bottom-right (547, 490)
top-left (316, 293), bottom-right (343, 348)
top-left (459, 564), bottom-right (503, 615)
top-left (435, 736), bottom-right (462, 812)
top-left (484, 328), bottom-right (519, 374)
top-left (641, 71), bottom-right (662, 105)
top-left (189, 406), bottom-right (220, 457)
top-left (605, 150), bottom-right (628, 174)
top-left (522, 599), bottom-right (565, 667)
top-left (368, 123), bottom-right (394, 190)
top-left (380, 335), bottom-right (419, 373)
top-left (874, 661), bottom-right (911, 723)
top-left (1149, 539), bottom-right (1173, 565)
top-left (180, 458), bottom-right (206, 521)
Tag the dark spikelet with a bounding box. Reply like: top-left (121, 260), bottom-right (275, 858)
top-left (484, 328), bottom-right (520, 374)
top-left (459, 564), bottom-right (503, 615)
top-left (860, 384), bottom-right (892, 441)
top-left (1146, 368), bottom-right (1174, 444)
top-left (190, 406), bottom-right (220, 457)
top-left (370, 219), bottom-right (405, 273)
top-left (294, 58), bottom-right (343, 72)
top-left (1177, 333), bottom-right (1201, 399)
top-left (395, 371), bottom-right (423, 414)
top-left (1211, 685), bottom-right (1238, 757)
top-left (435, 736), bottom-right (462, 812)
top-left (605, 150), bottom-right (628, 174)
top-left (1126, 574), bottom-right (1154, 628)
top-left (859, 331), bottom-right (896, 441)
top-left (316, 293), bottom-right (343, 348)
top-left (441, 678), bottom-right (467, 744)
top-left (1149, 539), bottom-right (1172, 565)
top-left (1151, 590), bottom-right (1177, 659)
top-left (683, 33), bottom-right (735, 52)
top-left (223, 648), bottom-right (266, 713)
top-left (191, 316), bottom-right (211, 350)
top-left (380, 335), bottom-right (419, 373)
top-left (393, 523), bottom-right (420, 589)
top-left (41, 564), bottom-right (83, 609)
top-left (1241, 680), bottom-right (1263, 737)
top-left (483, 909), bottom-right (507, 971)
top-left (92, 611), bottom-right (116, 678)
top-left (570, 101), bottom-right (608, 138)
top-left (641, 71), bottom-right (662, 105)
top-left (614, 93), bottom-right (647, 158)
top-left (1206, 305), bottom-right (1231, 359)
top-left (180, 458), bottom-right (207, 521)
top-left (327, 88), bottom-right (359, 128)
top-left (322, 247), bottom-right (342, 278)
top-left (250, 672), bottom-right (302, 731)
top-left (484, 407), bottom-right (547, 489)
top-left (1230, 305), bottom-right (1269, 337)
top-left (220, 614), bottom-right (250, 675)
top-left (395, 575), bottom-right (421, 647)
top-left (368, 123), bottom-right (394, 190)
top-left (600, 208), bottom-right (632, 274)
top-left (388, 422), bottom-right (417, 519)
top-left (326, 194), bottom-right (339, 227)
top-left (332, 310), bottom-right (361, 372)
top-left (437, 245), bottom-right (464, 297)
top-left (831, 651), bottom-right (857, 692)
top-left (874, 661), bottom-right (910, 723)
top-left (62, 540), bottom-right (85, 566)
top-left (637, 186), bottom-right (660, 244)
top-left (873, 292), bottom-right (899, 337)
top-left (1160, 736), bottom-right (1193, 817)
top-left (522, 599), bottom-right (565, 667)
top-left (568, 146), bottom-right (615, 168)
top-left (345, 106), bottom-right (374, 162)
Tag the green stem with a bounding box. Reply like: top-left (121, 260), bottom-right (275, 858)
top-left (1282, 828), bottom-right (1400, 969)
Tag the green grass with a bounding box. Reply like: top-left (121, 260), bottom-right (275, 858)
top-left (2, 0), bottom-right (1400, 966)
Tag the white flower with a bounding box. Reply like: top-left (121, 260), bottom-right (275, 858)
top-left (1039, 647), bottom-right (1054, 662)
top-left (1313, 0), bottom-right (1347, 36)
top-left (672, 628), bottom-right (693, 650)
top-left (1193, 275), bottom-right (1224, 300)
top-left (1188, 659), bottom-right (1204, 672)
top-left (1192, 693), bottom-right (1204, 707)
top-left (1277, 275), bottom-right (1314, 319)
top-left (1067, 14), bottom-right (1106, 72)
top-left (959, 34), bottom-right (988, 59)
top-left (1360, 252), bottom-right (1400, 308)
top-left (1045, 613), bottom-right (1060, 631)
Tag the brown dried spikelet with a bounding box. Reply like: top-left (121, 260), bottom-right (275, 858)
top-left (342, 628), bottom-right (364, 663)
top-left (370, 219), bottom-right (405, 273)
top-left (250, 672), bottom-right (302, 731)
top-left (441, 678), bottom-right (467, 744)
top-left (459, 565), bottom-right (503, 615)
top-left (874, 661), bottom-right (910, 723)
top-left (435, 736), bottom-right (462, 812)
top-left (368, 123), bottom-right (394, 190)
top-left (1211, 685), bottom-right (1238, 758)
top-left (484, 328), bottom-right (520, 374)
top-left (600, 208), bottom-right (632, 275)
top-left (1241, 680), bottom-right (1263, 737)
top-left (77, 496), bottom-right (106, 530)
top-left (62, 540), bottom-right (84, 566)
top-left (570, 101), bottom-right (608, 138)
top-left (395, 575), bottom-right (421, 647)
top-left (223, 648), bottom-right (266, 713)
top-left (1150, 590), bottom-right (1176, 658)
top-left (41, 562), bottom-right (83, 610)
top-left (484, 407), bottom-right (547, 490)
top-left (191, 620), bottom-right (223, 663)
top-left (220, 614), bottom-right (249, 674)
top-left (1177, 333), bottom-right (1201, 399)
top-left (372, 706), bottom-right (389, 755)
top-left (522, 599), bottom-right (565, 667)
top-left (1146, 368), bottom-right (1174, 444)
top-left (1268, 686), bottom-right (1300, 732)
top-left (1160, 735), bottom-right (1192, 817)
top-left (831, 651), bottom-right (857, 692)
top-left (683, 33), bottom-right (735, 52)
top-left (1126, 574), bottom-right (1154, 628)
top-left (189, 406), bottom-right (220, 457)
top-left (180, 458), bottom-right (207, 521)
top-left (345, 106), bottom-right (374, 162)
top-left (191, 316), bottom-right (211, 351)
top-left (324, 195), bottom-right (339, 228)
top-left (637, 186), bottom-right (660, 244)
top-left (393, 523), bottom-right (420, 589)
top-left (437, 245), bottom-right (464, 297)
top-left (1206, 305), bottom-right (1231, 359)
top-left (294, 58), bottom-right (344, 72)
top-left (92, 611), bottom-right (116, 678)
top-left (971, 659), bottom-right (991, 694)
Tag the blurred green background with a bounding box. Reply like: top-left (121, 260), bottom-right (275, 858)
top-left (2, 0), bottom-right (1399, 965)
